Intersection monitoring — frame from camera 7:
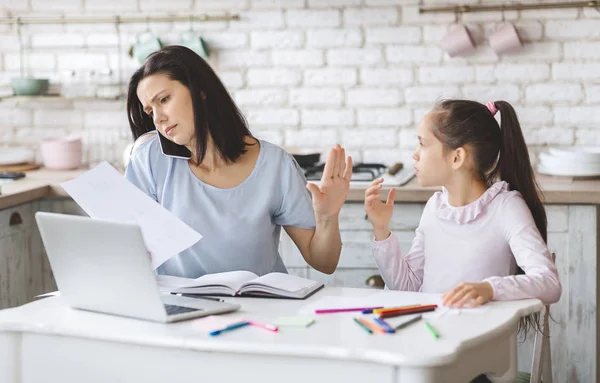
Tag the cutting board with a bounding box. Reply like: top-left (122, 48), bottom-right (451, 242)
top-left (0, 163), bottom-right (41, 172)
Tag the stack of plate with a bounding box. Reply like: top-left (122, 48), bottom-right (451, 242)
top-left (537, 147), bottom-right (600, 177)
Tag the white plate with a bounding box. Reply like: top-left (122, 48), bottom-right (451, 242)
top-left (0, 147), bottom-right (35, 165)
top-left (537, 164), bottom-right (600, 177)
top-left (539, 151), bottom-right (600, 166)
top-left (547, 147), bottom-right (600, 162)
top-left (539, 157), bottom-right (600, 174)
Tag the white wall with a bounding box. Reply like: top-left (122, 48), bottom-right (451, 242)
top-left (1, 0), bottom-right (599, 168)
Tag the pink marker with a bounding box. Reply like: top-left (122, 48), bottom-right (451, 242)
top-left (245, 319), bottom-right (279, 332)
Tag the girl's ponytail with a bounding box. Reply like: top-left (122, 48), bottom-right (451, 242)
top-left (493, 101), bottom-right (547, 242)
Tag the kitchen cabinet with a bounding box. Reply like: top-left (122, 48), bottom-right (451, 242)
top-left (0, 198), bottom-right (85, 310)
top-left (281, 202), bottom-right (598, 383)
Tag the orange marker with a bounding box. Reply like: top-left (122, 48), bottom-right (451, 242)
top-left (357, 317), bottom-right (387, 334)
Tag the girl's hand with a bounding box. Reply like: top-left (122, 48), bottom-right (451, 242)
top-left (442, 282), bottom-right (494, 308)
top-left (306, 144), bottom-right (352, 221)
top-left (364, 178), bottom-right (396, 239)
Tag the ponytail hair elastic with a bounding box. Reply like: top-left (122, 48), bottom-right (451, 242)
top-left (486, 101), bottom-right (498, 116)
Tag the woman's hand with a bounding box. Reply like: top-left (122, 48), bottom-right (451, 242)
top-left (364, 178), bottom-right (396, 240)
top-left (442, 282), bottom-right (494, 308)
top-left (306, 144), bottom-right (352, 221)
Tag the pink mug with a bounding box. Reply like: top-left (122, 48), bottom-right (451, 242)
top-left (40, 136), bottom-right (82, 170)
top-left (439, 24), bottom-right (476, 58)
top-left (489, 22), bottom-right (523, 54)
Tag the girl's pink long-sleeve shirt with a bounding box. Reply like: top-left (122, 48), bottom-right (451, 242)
top-left (372, 181), bottom-right (562, 304)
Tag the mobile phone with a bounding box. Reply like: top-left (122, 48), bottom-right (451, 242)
top-left (0, 172), bottom-right (26, 180)
top-left (157, 131), bottom-right (192, 160)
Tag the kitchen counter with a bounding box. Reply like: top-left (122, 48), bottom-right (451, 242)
top-left (0, 168), bottom-right (86, 210)
top-left (348, 174), bottom-right (600, 204)
top-left (0, 168), bottom-right (599, 210)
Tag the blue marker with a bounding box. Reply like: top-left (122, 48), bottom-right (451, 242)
top-left (374, 317), bottom-right (395, 334)
top-left (209, 321), bottom-right (251, 337)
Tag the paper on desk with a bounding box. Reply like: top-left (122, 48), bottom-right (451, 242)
top-left (61, 161), bottom-right (202, 269)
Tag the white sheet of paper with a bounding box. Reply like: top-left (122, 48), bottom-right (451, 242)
top-left (61, 161), bottom-right (202, 269)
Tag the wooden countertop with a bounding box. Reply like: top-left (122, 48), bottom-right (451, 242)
top-left (0, 168), bottom-right (599, 210)
top-left (0, 168), bottom-right (86, 210)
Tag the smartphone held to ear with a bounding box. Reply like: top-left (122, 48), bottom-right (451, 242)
top-left (158, 131), bottom-right (192, 160)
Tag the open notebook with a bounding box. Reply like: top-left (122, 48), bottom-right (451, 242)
top-left (157, 271), bottom-right (324, 300)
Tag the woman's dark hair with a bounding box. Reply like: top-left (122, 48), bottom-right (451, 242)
top-left (126, 45), bottom-right (253, 165)
top-left (431, 99), bottom-right (547, 338)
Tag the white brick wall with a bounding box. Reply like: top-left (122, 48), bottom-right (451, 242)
top-left (0, 2), bottom-right (598, 168)
top-left (290, 88), bottom-right (343, 106)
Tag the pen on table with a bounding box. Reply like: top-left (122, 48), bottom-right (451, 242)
top-left (424, 320), bottom-right (440, 339)
top-left (178, 293), bottom-right (224, 302)
top-left (315, 306), bottom-right (384, 314)
top-left (353, 317), bottom-right (373, 334)
top-left (373, 317), bottom-right (395, 334)
top-left (393, 315), bottom-right (422, 331)
top-left (209, 321), bottom-right (250, 337)
top-left (245, 319), bottom-right (279, 332)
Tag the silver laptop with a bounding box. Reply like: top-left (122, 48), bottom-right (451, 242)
top-left (35, 212), bottom-right (240, 323)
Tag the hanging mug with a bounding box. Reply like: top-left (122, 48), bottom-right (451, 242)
top-left (180, 32), bottom-right (210, 59)
top-left (130, 32), bottom-right (163, 64)
top-left (489, 22), bottom-right (524, 55)
top-left (439, 24), bottom-right (476, 58)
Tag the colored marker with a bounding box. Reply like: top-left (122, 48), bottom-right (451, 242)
top-left (373, 304), bottom-right (422, 315)
top-left (246, 319), bottom-right (279, 332)
top-left (378, 305), bottom-right (437, 319)
top-left (376, 304), bottom-right (437, 316)
top-left (424, 320), bottom-right (440, 339)
top-left (209, 321), bottom-right (250, 337)
top-left (353, 317), bottom-right (373, 334)
top-left (373, 317), bottom-right (395, 333)
top-left (357, 317), bottom-right (387, 334)
top-left (315, 306), bottom-right (384, 314)
top-left (393, 315), bottom-right (422, 331)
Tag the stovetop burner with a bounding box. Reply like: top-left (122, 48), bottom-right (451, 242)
top-left (303, 163), bottom-right (387, 182)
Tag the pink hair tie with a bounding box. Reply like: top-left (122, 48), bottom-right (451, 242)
top-left (486, 101), bottom-right (498, 116)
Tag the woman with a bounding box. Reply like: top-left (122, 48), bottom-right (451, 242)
top-left (125, 45), bottom-right (352, 278)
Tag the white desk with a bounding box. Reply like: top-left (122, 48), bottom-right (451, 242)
top-left (0, 287), bottom-right (542, 383)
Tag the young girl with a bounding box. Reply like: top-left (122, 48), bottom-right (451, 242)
top-left (365, 99), bottom-right (561, 308)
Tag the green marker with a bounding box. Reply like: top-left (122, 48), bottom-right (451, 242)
top-left (424, 320), bottom-right (439, 339)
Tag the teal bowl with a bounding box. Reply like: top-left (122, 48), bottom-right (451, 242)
top-left (11, 78), bottom-right (49, 96)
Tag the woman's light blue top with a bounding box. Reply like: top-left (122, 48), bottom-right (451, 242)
top-left (125, 134), bottom-right (316, 278)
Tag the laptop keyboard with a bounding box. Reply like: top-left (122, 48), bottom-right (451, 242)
top-left (164, 304), bottom-right (203, 316)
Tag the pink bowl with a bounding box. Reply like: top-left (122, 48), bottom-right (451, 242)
top-left (40, 137), bottom-right (82, 170)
